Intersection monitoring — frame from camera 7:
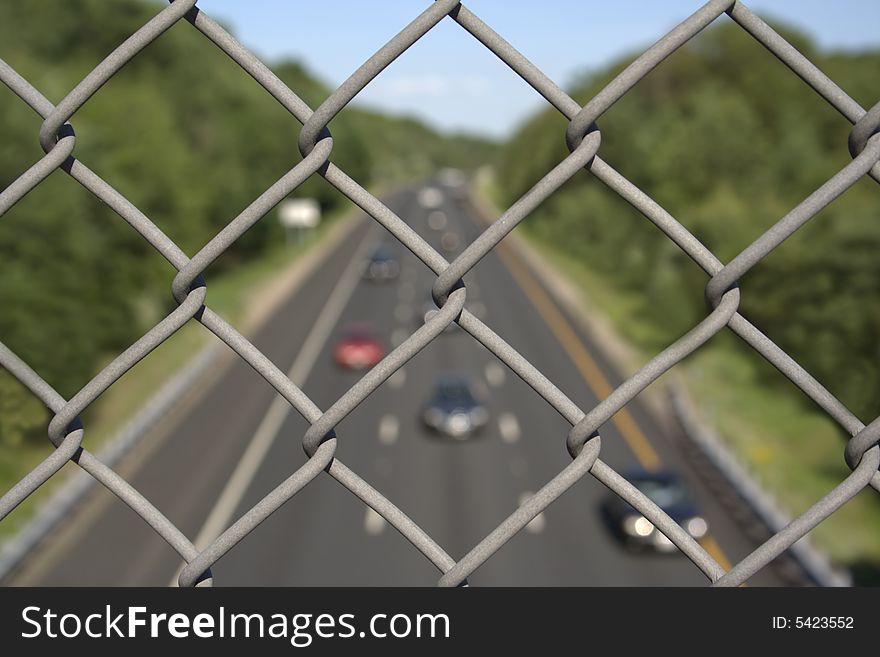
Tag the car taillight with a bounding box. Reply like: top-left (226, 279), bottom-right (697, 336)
top-left (338, 343), bottom-right (382, 362)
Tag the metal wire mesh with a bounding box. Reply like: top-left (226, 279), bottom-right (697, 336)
top-left (1, 0), bottom-right (878, 587)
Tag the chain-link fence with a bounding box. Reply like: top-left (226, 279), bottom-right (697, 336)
top-left (1, 0), bottom-right (878, 587)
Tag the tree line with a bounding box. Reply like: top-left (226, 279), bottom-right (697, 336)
top-left (497, 21), bottom-right (880, 424)
top-left (0, 0), bottom-right (494, 446)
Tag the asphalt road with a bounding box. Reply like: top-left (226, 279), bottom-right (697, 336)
top-left (7, 182), bottom-right (794, 586)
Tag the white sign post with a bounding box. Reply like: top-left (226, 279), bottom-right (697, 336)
top-left (279, 198), bottom-right (321, 245)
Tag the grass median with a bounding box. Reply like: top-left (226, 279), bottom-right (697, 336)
top-left (476, 176), bottom-right (880, 584)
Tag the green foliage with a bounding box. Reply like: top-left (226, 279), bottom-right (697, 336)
top-left (498, 20), bottom-right (880, 421)
top-left (0, 0), bottom-right (495, 442)
top-left (0, 370), bottom-right (45, 449)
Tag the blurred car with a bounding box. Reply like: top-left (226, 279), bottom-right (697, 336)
top-left (600, 468), bottom-right (708, 553)
top-left (362, 244), bottom-right (399, 282)
top-left (427, 210), bottom-right (447, 231)
top-left (421, 374), bottom-right (489, 439)
top-left (333, 323), bottom-right (385, 370)
top-left (439, 231), bottom-right (460, 254)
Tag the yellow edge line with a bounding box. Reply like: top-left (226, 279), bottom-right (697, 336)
top-left (699, 535), bottom-right (733, 572)
top-left (494, 242), bottom-right (661, 470)
top-left (492, 236), bottom-right (737, 576)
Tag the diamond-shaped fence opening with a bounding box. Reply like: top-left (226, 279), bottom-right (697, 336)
top-left (0, 0), bottom-right (878, 587)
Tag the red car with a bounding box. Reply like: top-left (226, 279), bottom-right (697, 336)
top-left (333, 324), bottom-right (385, 370)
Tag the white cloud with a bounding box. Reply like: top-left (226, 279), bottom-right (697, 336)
top-left (375, 75), bottom-right (490, 98)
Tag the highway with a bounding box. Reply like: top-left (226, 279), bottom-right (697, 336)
top-left (7, 182), bottom-right (795, 586)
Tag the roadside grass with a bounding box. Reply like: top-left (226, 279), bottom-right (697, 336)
top-left (86, 224), bottom-right (336, 447)
top-left (0, 214), bottom-right (346, 543)
top-left (479, 176), bottom-right (880, 572)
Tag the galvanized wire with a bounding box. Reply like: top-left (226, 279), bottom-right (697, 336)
top-left (1, 0), bottom-right (878, 588)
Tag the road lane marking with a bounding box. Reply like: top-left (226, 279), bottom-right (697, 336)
top-left (485, 361), bottom-right (505, 387)
top-left (364, 507), bottom-right (387, 535)
top-left (486, 220), bottom-right (737, 574)
top-left (699, 535), bottom-right (733, 572)
top-left (10, 215), bottom-right (367, 587)
top-left (378, 415), bottom-right (399, 445)
top-left (388, 368), bottom-right (406, 389)
top-left (168, 226), bottom-right (381, 586)
top-left (498, 413), bottom-right (521, 444)
top-left (494, 242), bottom-right (661, 470)
top-left (519, 491), bottom-right (546, 534)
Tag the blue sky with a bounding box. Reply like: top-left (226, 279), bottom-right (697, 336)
top-left (199, 1), bottom-right (880, 138)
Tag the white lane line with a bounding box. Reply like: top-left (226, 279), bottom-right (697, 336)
top-left (364, 507), bottom-right (387, 536)
top-left (485, 361), bottom-right (505, 387)
top-left (388, 368), bottom-right (406, 389)
top-left (397, 281), bottom-right (415, 302)
top-left (378, 414), bottom-right (399, 445)
top-left (168, 226), bottom-right (380, 586)
top-left (391, 328), bottom-right (409, 347)
top-left (519, 491), bottom-right (546, 534)
top-left (498, 413), bottom-right (521, 444)
top-left (394, 303), bottom-right (413, 323)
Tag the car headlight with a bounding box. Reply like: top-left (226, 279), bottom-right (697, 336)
top-left (424, 408), bottom-right (444, 428)
top-left (445, 412), bottom-right (471, 435)
top-left (652, 531), bottom-right (676, 550)
top-left (622, 515), bottom-right (654, 537)
top-left (685, 516), bottom-right (708, 539)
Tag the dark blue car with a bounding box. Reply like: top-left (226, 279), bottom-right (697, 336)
top-left (421, 374), bottom-right (489, 439)
top-left (362, 244), bottom-right (400, 282)
top-left (601, 468), bottom-right (708, 552)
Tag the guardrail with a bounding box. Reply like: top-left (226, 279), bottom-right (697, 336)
top-left (669, 385), bottom-right (851, 586)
